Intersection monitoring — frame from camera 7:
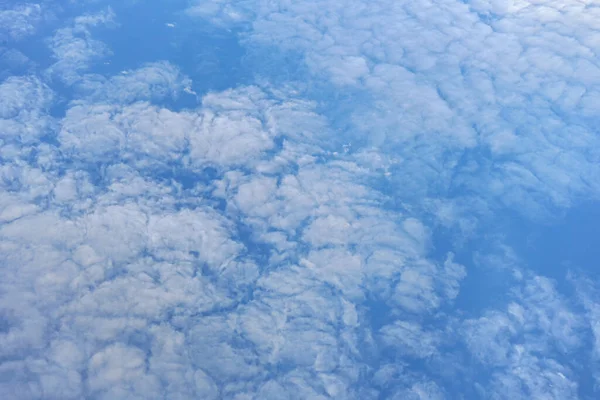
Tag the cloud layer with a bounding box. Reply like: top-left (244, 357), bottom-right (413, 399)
top-left (0, 0), bottom-right (599, 399)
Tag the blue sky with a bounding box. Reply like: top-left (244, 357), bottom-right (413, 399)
top-left (1, 0), bottom-right (600, 398)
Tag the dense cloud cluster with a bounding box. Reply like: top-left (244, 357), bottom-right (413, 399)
top-left (1, 0), bottom-right (599, 399)
top-left (189, 0), bottom-right (600, 219)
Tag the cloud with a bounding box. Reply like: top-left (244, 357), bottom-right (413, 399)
top-left (87, 343), bottom-right (161, 399)
top-left (75, 61), bottom-right (194, 104)
top-left (46, 7), bottom-right (116, 84)
top-left (380, 320), bottom-right (440, 358)
top-left (186, 0), bottom-right (253, 27)
top-left (188, 0), bottom-right (600, 225)
top-left (463, 274), bottom-right (585, 399)
top-left (0, 75), bottom-right (54, 143)
top-left (0, 63), bottom-right (470, 398)
top-left (569, 272), bottom-right (600, 389)
top-left (0, 3), bottom-right (43, 41)
top-left (1, 1), bottom-right (600, 399)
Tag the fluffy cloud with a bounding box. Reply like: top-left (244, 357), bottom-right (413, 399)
top-left (462, 274), bottom-right (584, 399)
top-left (0, 75), bottom-right (54, 143)
top-left (1, 0), bottom-right (599, 398)
top-left (189, 0), bottom-right (600, 224)
top-left (0, 66), bottom-right (466, 398)
top-left (0, 3), bottom-right (43, 41)
top-left (75, 61), bottom-right (194, 104)
top-left (46, 7), bottom-right (116, 84)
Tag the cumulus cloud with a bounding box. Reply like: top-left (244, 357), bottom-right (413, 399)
top-left (75, 61), bottom-right (194, 104)
top-left (57, 93), bottom-right (249, 170)
top-left (46, 7), bottom-right (116, 84)
top-left (569, 272), bottom-right (600, 389)
top-left (0, 65), bottom-right (468, 399)
top-left (1, 0), bottom-right (599, 399)
top-left (462, 274), bottom-right (585, 399)
top-left (189, 0), bottom-right (600, 225)
top-left (0, 75), bottom-right (54, 143)
top-left (0, 3), bottom-right (43, 41)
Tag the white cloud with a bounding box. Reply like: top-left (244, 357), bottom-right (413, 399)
top-left (76, 61), bottom-right (194, 104)
top-left (1, 1), bottom-right (599, 398)
top-left (186, 0), bottom-right (253, 27)
top-left (189, 99), bottom-right (273, 167)
top-left (87, 343), bottom-right (161, 399)
top-left (0, 3), bottom-right (43, 41)
top-left (188, 0), bottom-right (600, 222)
top-left (569, 272), bottom-right (600, 388)
top-left (0, 76), bottom-right (54, 143)
top-left (463, 274), bottom-right (584, 399)
top-left (380, 320), bottom-right (440, 358)
top-left (46, 7), bottom-right (116, 84)
top-left (58, 83), bottom-right (322, 170)
top-left (13, 74), bottom-right (467, 397)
